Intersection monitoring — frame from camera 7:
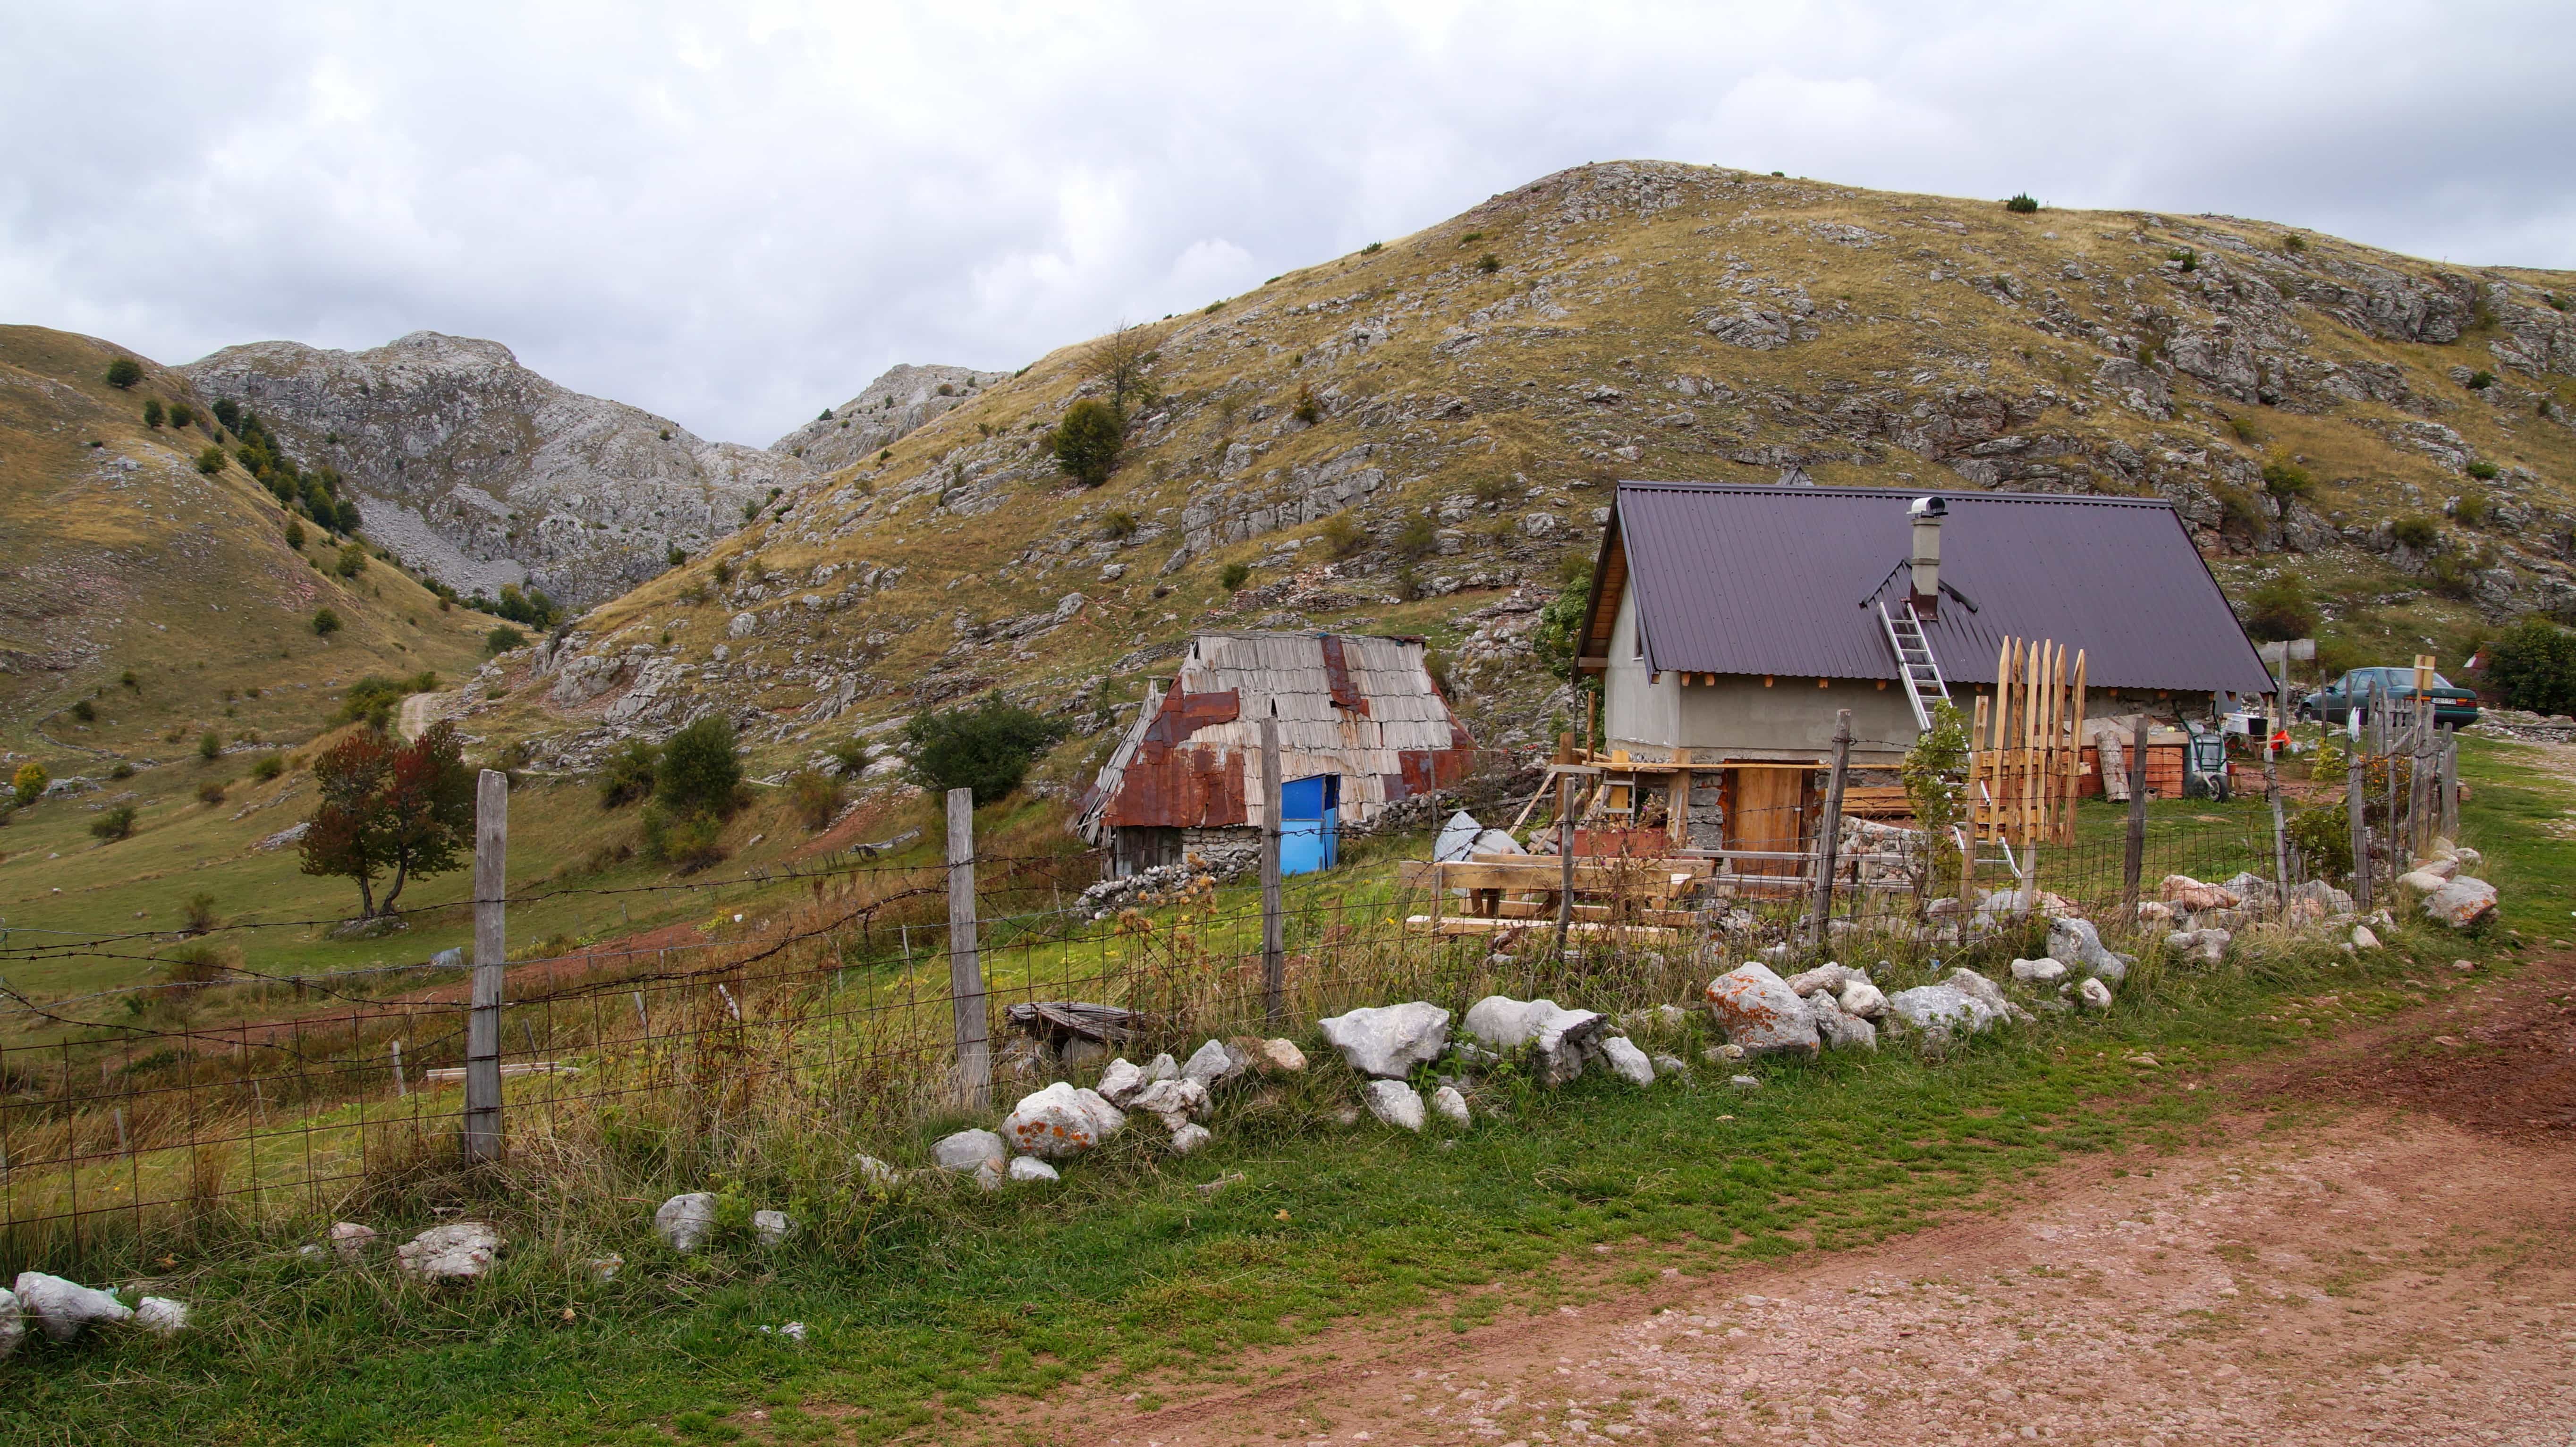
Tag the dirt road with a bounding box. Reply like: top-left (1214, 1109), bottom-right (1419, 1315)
top-left (1037, 960), bottom-right (2576, 1447)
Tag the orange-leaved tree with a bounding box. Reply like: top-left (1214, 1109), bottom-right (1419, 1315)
top-left (299, 721), bottom-right (475, 919)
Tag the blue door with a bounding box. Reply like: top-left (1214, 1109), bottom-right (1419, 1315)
top-left (1279, 774), bottom-right (1340, 876)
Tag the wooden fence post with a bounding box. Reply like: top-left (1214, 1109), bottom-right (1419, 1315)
top-left (462, 768), bottom-right (507, 1164)
top-left (1810, 710), bottom-right (1852, 946)
top-left (946, 788), bottom-right (990, 1112)
top-left (1259, 712), bottom-right (1285, 1024)
top-left (1554, 775), bottom-right (1574, 956)
top-left (2347, 741), bottom-right (2372, 914)
top-left (2121, 717), bottom-right (2148, 919)
top-left (2439, 727), bottom-right (2458, 841)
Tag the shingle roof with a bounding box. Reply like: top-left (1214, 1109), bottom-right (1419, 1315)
top-left (1593, 483), bottom-right (2277, 695)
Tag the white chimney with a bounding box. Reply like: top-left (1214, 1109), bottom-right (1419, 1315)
top-left (1907, 495), bottom-right (1945, 619)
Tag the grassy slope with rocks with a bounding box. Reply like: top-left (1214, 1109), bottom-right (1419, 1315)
top-left (515, 160), bottom-right (2576, 785)
top-left (0, 324), bottom-right (490, 787)
top-left (0, 738), bottom-right (2563, 1446)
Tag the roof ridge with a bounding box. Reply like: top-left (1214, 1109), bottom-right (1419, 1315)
top-left (1611, 481), bottom-right (2176, 508)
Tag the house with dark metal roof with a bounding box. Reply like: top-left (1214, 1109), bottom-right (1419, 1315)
top-left (1076, 632), bottom-right (1476, 879)
top-left (1575, 482), bottom-right (2275, 855)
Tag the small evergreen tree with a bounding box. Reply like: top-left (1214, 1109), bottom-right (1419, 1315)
top-left (902, 694), bottom-right (1063, 806)
top-left (1050, 399), bottom-right (1125, 488)
top-left (167, 401), bottom-right (196, 429)
top-left (142, 398), bottom-right (165, 428)
top-left (104, 357), bottom-right (144, 389)
top-left (311, 607), bottom-right (341, 636)
top-left (198, 729), bottom-right (222, 762)
top-left (655, 715), bottom-right (744, 818)
top-left (284, 518), bottom-right (306, 550)
top-left (195, 445), bottom-right (226, 476)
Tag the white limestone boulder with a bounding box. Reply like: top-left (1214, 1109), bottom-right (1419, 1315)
top-left (395, 1221), bottom-right (500, 1283)
top-left (2045, 917), bottom-right (2133, 983)
top-left (1001, 1083), bottom-right (1126, 1159)
top-left (1597, 1035), bottom-right (1657, 1084)
top-left (654, 1192), bottom-right (718, 1252)
top-left (1432, 1084), bottom-right (1473, 1125)
top-left (134, 1296), bottom-right (190, 1335)
top-left (2010, 957), bottom-right (2068, 984)
top-left (13, 1273), bottom-right (131, 1342)
top-left (1835, 978), bottom-right (1889, 1019)
top-left (1362, 1079), bottom-right (1426, 1132)
top-left (932, 1128), bottom-right (1007, 1176)
top-left (1885, 984), bottom-right (1998, 1035)
top-left (752, 1210), bottom-right (793, 1246)
top-left (2423, 877), bottom-right (2498, 930)
top-left (2077, 977), bottom-right (2114, 1011)
top-left (1462, 995), bottom-right (1608, 1084)
top-left (1704, 963), bottom-right (1819, 1058)
top-left (1008, 1156), bottom-right (1061, 1183)
top-left (1317, 1002), bottom-right (1451, 1078)
top-left (0, 1287), bottom-right (20, 1360)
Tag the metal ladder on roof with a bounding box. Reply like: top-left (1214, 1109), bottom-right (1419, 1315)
top-left (1877, 600), bottom-right (2019, 882)
top-left (1878, 600), bottom-right (1949, 731)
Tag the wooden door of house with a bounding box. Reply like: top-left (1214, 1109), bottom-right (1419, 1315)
top-left (1724, 767), bottom-right (1811, 891)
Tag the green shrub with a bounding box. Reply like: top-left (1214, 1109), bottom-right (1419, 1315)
top-left (2464, 460), bottom-right (2499, 481)
top-left (333, 672), bottom-right (437, 730)
top-left (251, 754), bottom-right (285, 782)
top-left (167, 401), bottom-right (196, 429)
top-left (787, 768), bottom-right (845, 831)
top-left (197, 779), bottom-right (226, 805)
top-left (2486, 619), bottom-right (2576, 716)
top-left (104, 357), bottom-right (143, 389)
top-left (597, 738), bottom-right (660, 809)
top-left (666, 545), bottom-right (687, 567)
top-left (1219, 561), bottom-right (1251, 590)
top-left (198, 729), bottom-right (222, 762)
top-left (2390, 516), bottom-right (2440, 550)
top-left (1531, 562), bottom-right (1593, 684)
top-left (2167, 246), bottom-right (2197, 271)
top-left (91, 806), bottom-right (136, 841)
top-left (195, 445), bottom-right (225, 476)
top-left (1359, 241), bottom-right (1382, 254)
top-left (310, 607), bottom-right (341, 636)
top-left (2240, 579), bottom-right (2316, 642)
top-left (712, 559), bottom-right (734, 587)
top-left (212, 398), bottom-right (240, 432)
top-left (1394, 510), bottom-right (1439, 561)
top-left (826, 738), bottom-right (869, 776)
top-left (284, 518), bottom-right (306, 550)
top-left (142, 398), bottom-right (164, 428)
top-left (2003, 193), bottom-right (2039, 213)
top-left (1320, 512), bottom-right (1365, 560)
top-left (2453, 492), bottom-right (2490, 526)
top-left (2258, 459), bottom-right (2311, 499)
top-left (2427, 552), bottom-right (2478, 600)
top-left (10, 761), bottom-right (45, 807)
top-left (1476, 253), bottom-right (1501, 274)
top-left (2281, 233), bottom-right (2307, 253)
top-left (902, 693), bottom-right (1063, 807)
top-left (333, 543), bottom-right (368, 578)
top-left (1050, 399), bottom-right (1125, 488)
top-left (1293, 384), bottom-right (1323, 425)
top-left (656, 715), bottom-right (744, 819)
top-left (484, 624), bottom-right (526, 654)
top-left (2466, 370), bottom-right (2495, 390)
top-left (639, 805), bottom-right (724, 873)
top-left (1100, 510), bottom-right (1138, 541)
top-left (2225, 414), bottom-right (2262, 443)
top-left (2286, 804), bottom-right (2353, 880)
top-left (181, 891), bottom-right (220, 935)
top-left (71, 698), bottom-right (95, 722)
top-left (110, 761), bottom-right (135, 779)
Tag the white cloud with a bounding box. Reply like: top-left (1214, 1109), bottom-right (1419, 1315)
top-left (0, 0), bottom-right (2568, 446)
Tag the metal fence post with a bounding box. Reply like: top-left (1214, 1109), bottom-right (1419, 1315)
top-left (462, 768), bottom-right (507, 1164)
top-left (2121, 717), bottom-right (2148, 919)
top-left (1810, 710), bottom-right (1852, 947)
top-left (945, 787), bottom-right (990, 1112)
top-left (1259, 713), bottom-right (1285, 1024)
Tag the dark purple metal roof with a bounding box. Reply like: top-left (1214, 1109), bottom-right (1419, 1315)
top-left (1605, 483), bottom-right (2277, 695)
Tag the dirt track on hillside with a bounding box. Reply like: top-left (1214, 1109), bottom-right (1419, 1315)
top-left (1019, 959), bottom-right (2576, 1447)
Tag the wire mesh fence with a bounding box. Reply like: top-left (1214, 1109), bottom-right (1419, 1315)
top-left (0, 757), bottom-right (2361, 1277)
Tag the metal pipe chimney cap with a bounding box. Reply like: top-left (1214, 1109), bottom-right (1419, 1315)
top-left (1907, 495), bottom-right (1947, 518)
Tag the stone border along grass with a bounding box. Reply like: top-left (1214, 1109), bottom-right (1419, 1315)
top-left (0, 734), bottom-right (2557, 1446)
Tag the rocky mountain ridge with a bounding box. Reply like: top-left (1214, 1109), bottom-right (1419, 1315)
top-left (428, 162), bottom-right (2576, 774)
top-left (769, 363), bottom-right (1011, 475)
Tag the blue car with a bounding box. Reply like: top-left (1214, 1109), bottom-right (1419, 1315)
top-left (2300, 667), bottom-right (2480, 729)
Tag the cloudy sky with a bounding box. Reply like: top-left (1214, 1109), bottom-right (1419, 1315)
top-left (4, 2), bottom-right (2569, 446)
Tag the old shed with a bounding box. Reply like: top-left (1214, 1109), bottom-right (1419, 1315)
top-left (1075, 632), bottom-right (1477, 878)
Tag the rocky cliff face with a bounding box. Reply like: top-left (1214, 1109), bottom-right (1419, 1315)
top-left (768, 363), bottom-right (1011, 474)
top-left (178, 332), bottom-right (812, 608)
top-left (483, 161), bottom-right (2576, 770)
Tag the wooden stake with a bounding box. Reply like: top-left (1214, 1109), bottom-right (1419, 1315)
top-left (462, 768), bottom-right (507, 1165)
top-left (2123, 716), bottom-right (2148, 919)
top-left (1260, 712), bottom-right (1285, 1024)
top-left (945, 788), bottom-right (990, 1112)
top-left (1810, 711), bottom-right (1853, 946)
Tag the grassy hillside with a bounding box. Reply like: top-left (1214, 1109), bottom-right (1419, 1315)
top-left (0, 326), bottom-right (491, 767)
top-left (521, 161), bottom-right (2576, 777)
